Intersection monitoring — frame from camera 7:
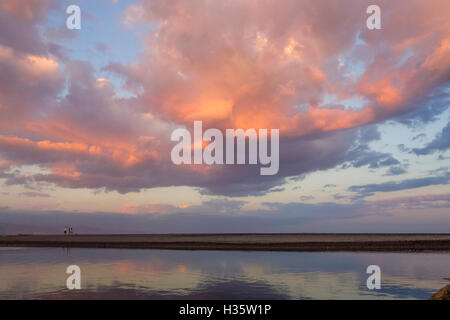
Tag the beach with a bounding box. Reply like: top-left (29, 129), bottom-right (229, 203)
top-left (1, 233), bottom-right (450, 251)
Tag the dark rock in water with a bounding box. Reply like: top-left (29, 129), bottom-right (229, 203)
top-left (430, 284), bottom-right (450, 300)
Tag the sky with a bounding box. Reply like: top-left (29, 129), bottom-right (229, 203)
top-left (0, 0), bottom-right (449, 234)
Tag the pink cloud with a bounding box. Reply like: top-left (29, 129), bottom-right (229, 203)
top-left (0, 0), bottom-right (57, 22)
top-left (118, 202), bottom-right (181, 214)
top-left (0, 0), bottom-right (449, 196)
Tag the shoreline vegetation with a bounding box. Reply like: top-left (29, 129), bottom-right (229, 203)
top-left (1, 233), bottom-right (450, 252)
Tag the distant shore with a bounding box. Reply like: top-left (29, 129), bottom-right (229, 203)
top-left (1, 233), bottom-right (450, 252)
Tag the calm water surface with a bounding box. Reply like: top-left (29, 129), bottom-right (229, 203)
top-left (0, 247), bottom-right (449, 299)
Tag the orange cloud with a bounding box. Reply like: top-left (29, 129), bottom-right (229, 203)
top-left (1, 0), bottom-right (450, 197)
top-left (0, 0), bottom-right (47, 21)
top-left (116, 0), bottom-right (450, 140)
top-left (422, 40), bottom-right (450, 71)
top-left (51, 163), bottom-right (81, 179)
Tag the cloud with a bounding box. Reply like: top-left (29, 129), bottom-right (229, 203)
top-left (343, 146), bottom-right (400, 169)
top-left (0, 0), bottom-right (60, 55)
top-left (412, 121), bottom-right (450, 155)
top-left (397, 144), bottom-right (409, 153)
top-left (0, 0), bottom-right (450, 197)
top-left (95, 42), bottom-right (111, 54)
top-left (368, 193), bottom-right (450, 211)
top-left (412, 133), bottom-right (426, 141)
top-left (348, 172), bottom-right (450, 198)
top-left (0, 0), bottom-right (57, 22)
top-left (340, 126), bottom-right (401, 170)
top-left (396, 86), bottom-right (450, 128)
top-left (42, 27), bottom-right (77, 42)
top-left (333, 194), bottom-right (346, 200)
top-left (118, 202), bottom-right (181, 215)
top-left (19, 191), bottom-right (51, 198)
top-left (1, 190), bottom-right (450, 234)
top-left (0, 201), bottom-right (367, 234)
top-left (114, 0), bottom-right (450, 134)
top-left (384, 166), bottom-right (408, 176)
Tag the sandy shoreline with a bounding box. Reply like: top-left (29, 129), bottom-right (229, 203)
top-left (1, 233), bottom-right (450, 252)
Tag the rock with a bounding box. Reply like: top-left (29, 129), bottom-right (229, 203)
top-left (430, 284), bottom-right (450, 300)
